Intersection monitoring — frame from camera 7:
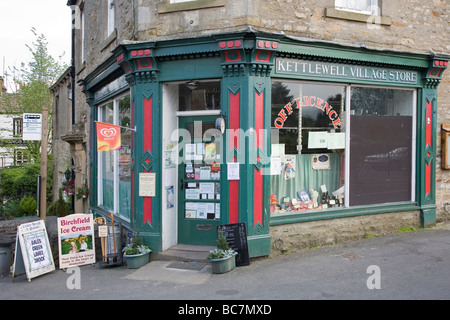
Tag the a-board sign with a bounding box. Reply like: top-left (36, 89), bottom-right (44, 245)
top-left (217, 223), bottom-right (250, 267)
top-left (58, 214), bottom-right (96, 269)
top-left (12, 220), bottom-right (55, 282)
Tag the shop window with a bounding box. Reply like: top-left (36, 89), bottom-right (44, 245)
top-left (271, 81), bottom-right (347, 214)
top-left (270, 81), bottom-right (416, 216)
top-left (97, 93), bottom-right (132, 222)
top-left (178, 80), bottom-right (221, 111)
top-left (349, 87), bottom-right (415, 206)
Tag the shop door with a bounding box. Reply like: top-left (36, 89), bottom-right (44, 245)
top-left (178, 116), bottom-right (222, 246)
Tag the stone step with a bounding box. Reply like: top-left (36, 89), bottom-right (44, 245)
top-left (150, 244), bottom-right (215, 263)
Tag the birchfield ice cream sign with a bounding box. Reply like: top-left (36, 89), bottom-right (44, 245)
top-left (276, 58), bottom-right (419, 85)
top-left (57, 214), bottom-right (96, 269)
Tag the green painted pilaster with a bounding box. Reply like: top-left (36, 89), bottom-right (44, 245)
top-left (418, 58), bottom-right (448, 227)
top-left (117, 44), bottom-right (163, 251)
top-left (218, 35), bottom-right (279, 257)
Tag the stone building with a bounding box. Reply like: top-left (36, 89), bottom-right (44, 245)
top-left (59, 0), bottom-right (450, 257)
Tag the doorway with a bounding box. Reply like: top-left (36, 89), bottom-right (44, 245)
top-left (177, 115), bottom-right (222, 245)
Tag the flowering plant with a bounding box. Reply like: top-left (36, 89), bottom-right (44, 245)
top-left (76, 184), bottom-right (89, 200)
top-left (123, 234), bottom-right (151, 255)
top-left (62, 180), bottom-right (75, 195)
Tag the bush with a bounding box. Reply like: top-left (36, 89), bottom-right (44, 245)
top-left (0, 160), bottom-right (53, 203)
top-left (47, 189), bottom-right (73, 217)
top-left (1, 199), bottom-right (24, 219)
top-left (20, 196), bottom-right (37, 216)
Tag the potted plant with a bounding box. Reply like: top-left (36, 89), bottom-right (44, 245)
top-left (207, 230), bottom-right (237, 274)
top-left (76, 183), bottom-right (89, 200)
top-left (122, 233), bottom-right (151, 269)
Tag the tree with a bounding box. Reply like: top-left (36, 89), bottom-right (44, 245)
top-left (2, 28), bottom-right (68, 162)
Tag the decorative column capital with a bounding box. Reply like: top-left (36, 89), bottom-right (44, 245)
top-left (424, 58), bottom-right (448, 88)
top-left (116, 44), bottom-right (159, 84)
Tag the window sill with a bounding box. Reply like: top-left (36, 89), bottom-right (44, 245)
top-left (325, 7), bottom-right (392, 26)
top-left (270, 202), bottom-right (419, 226)
top-left (158, 0), bottom-right (226, 13)
top-left (101, 29), bottom-right (117, 52)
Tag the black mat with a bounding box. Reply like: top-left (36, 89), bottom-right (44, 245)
top-left (166, 261), bottom-right (207, 271)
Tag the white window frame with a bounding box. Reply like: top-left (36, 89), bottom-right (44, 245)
top-left (97, 91), bottom-right (130, 222)
top-left (107, 0), bottom-right (115, 36)
top-left (335, 0), bottom-right (380, 16)
top-left (345, 84), bottom-right (417, 207)
top-left (81, 9), bottom-right (85, 63)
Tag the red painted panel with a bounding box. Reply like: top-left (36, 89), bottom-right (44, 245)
top-left (254, 168), bottom-right (263, 225)
top-left (144, 97), bottom-right (152, 225)
top-left (229, 91), bottom-right (240, 224)
top-left (426, 101), bottom-right (432, 146)
top-left (254, 91), bottom-right (264, 225)
top-left (425, 100), bottom-right (432, 197)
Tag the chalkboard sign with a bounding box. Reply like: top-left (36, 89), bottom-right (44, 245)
top-left (217, 223), bottom-right (249, 267)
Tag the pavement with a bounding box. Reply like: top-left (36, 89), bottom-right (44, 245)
top-left (1, 222), bottom-right (450, 303)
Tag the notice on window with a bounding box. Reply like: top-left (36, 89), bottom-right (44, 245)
top-left (139, 172), bottom-right (156, 197)
top-left (227, 162), bottom-right (240, 180)
top-left (308, 131), bottom-right (328, 149)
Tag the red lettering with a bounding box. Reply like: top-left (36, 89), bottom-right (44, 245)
top-left (332, 118), bottom-right (342, 128)
top-left (285, 102), bottom-right (293, 115)
top-left (308, 96), bottom-right (316, 107)
top-left (315, 98), bottom-right (325, 111)
top-left (329, 110), bottom-right (338, 120)
top-left (325, 102), bottom-right (332, 114)
top-left (274, 118), bottom-right (284, 128)
top-left (278, 109), bottom-right (287, 121)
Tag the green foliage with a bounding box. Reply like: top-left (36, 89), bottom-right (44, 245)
top-left (123, 233), bottom-right (151, 255)
top-left (207, 230), bottom-right (235, 260)
top-left (217, 230), bottom-right (230, 250)
top-left (0, 160), bottom-right (53, 203)
top-left (20, 196), bottom-right (37, 216)
top-left (1, 199), bottom-right (24, 219)
top-left (47, 189), bottom-right (73, 217)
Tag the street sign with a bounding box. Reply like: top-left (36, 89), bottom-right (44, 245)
top-left (22, 113), bottom-right (42, 141)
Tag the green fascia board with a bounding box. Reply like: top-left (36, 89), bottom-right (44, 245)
top-left (278, 37), bottom-right (431, 69)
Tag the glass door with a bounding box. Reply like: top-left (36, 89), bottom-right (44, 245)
top-left (178, 116), bottom-right (222, 245)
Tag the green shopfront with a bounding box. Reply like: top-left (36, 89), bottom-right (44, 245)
top-left (81, 31), bottom-right (448, 257)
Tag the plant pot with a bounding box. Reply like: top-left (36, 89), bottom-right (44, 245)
top-left (123, 251), bottom-right (151, 269)
top-left (209, 252), bottom-right (237, 274)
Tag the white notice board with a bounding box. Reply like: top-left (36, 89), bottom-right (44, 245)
top-left (12, 220), bottom-right (55, 282)
top-left (22, 113), bottom-right (42, 141)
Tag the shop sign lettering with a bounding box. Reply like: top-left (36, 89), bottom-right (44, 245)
top-left (274, 96), bottom-right (342, 129)
top-left (276, 58), bottom-right (418, 85)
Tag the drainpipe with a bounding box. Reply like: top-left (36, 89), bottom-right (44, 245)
top-left (68, 0), bottom-right (76, 125)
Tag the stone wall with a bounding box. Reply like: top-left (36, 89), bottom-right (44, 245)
top-left (270, 210), bottom-right (422, 257)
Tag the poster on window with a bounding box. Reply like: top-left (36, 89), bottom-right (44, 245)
top-left (57, 214), bottom-right (96, 269)
top-left (281, 155), bottom-right (296, 180)
top-left (312, 154), bottom-right (330, 170)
